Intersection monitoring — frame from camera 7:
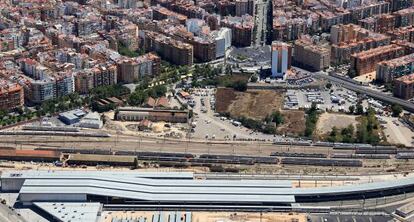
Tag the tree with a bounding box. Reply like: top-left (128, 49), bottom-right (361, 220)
top-left (356, 103), bottom-right (364, 115)
top-left (251, 75), bottom-right (258, 83)
top-left (128, 90), bottom-right (148, 106)
top-left (270, 111), bottom-right (283, 126)
top-left (349, 105), bottom-right (355, 114)
top-left (304, 102), bottom-right (319, 137)
top-left (0, 109), bottom-right (7, 120)
top-left (225, 65), bottom-right (233, 75)
top-left (263, 124), bottom-right (277, 134)
top-left (341, 124), bottom-right (354, 143)
top-left (148, 85), bottom-right (167, 98)
top-left (326, 82), bottom-right (332, 89)
top-left (231, 80), bottom-right (248, 92)
top-left (391, 104), bottom-right (403, 117)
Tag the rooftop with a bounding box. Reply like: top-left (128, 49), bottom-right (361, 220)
top-left (395, 73), bottom-right (414, 84)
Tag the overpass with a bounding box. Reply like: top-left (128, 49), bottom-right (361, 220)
top-left (314, 73), bottom-right (414, 112)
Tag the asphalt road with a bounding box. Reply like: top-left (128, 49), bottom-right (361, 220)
top-left (314, 73), bottom-right (414, 112)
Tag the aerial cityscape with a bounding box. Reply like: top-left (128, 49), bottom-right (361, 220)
top-left (3, 0), bottom-right (414, 221)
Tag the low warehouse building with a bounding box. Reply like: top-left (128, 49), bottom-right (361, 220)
top-left (116, 107), bottom-right (188, 123)
top-left (62, 153), bottom-right (137, 166)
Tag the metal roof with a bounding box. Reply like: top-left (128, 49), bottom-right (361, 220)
top-left (33, 202), bottom-right (101, 222)
top-left (1, 170), bottom-right (291, 188)
top-left (11, 171), bottom-right (414, 205)
top-left (21, 179), bottom-right (293, 194)
top-left (21, 186), bottom-right (296, 203)
top-left (20, 176), bottom-right (414, 197)
top-left (1, 170), bottom-right (194, 180)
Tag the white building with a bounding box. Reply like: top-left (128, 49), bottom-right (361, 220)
top-left (78, 112), bottom-right (103, 129)
top-left (186, 19), bottom-right (206, 35)
top-left (211, 28), bottom-right (232, 58)
top-left (271, 41), bottom-right (292, 79)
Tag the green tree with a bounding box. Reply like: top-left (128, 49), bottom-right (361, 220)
top-left (391, 104), bottom-right (403, 117)
top-left (349, 105), bottom-right (355, 114)
top-left (326, 82), bottom-right (332, 89)
top-left (270, 111), bottom-right (283, 126)
top-left (231, 80), bottom-right (248, 92)
top-left (251, 75), bottom-right (258, 83)
top-left (304, 103), bottom-right (319, 137)
top-left (356, 103), bottom-right (364, 115)
top-left (148, 85), bottom-right (167, 98)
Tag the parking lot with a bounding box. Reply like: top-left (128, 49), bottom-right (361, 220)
top-left (189, 88), bottom-right (281, 142)
top-left (381, 116), bottom-right (414, 146)
top-left (284, 85), bottom-right (355, 112)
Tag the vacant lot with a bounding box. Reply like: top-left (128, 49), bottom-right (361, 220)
top-left (215, 87), bottom-right (237, 113)
top-left (278, 110), bottom-right (306, 136)
top-left (215, 88), bottom-right (306, 136)
top-left (316, 112), bottom-right (358, 135)
top-left (227, 89), bottom-right (284, 120)
top-left (192, 212), bottom-right (307, 222)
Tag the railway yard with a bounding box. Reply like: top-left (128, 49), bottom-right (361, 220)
top-left (3, 133), bottom-right (414, 222)
top-left (2, 124), bottom-right (414, 222)
top-left (2, 134), bottom-right (414, 175)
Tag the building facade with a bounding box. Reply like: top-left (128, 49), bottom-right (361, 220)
top-left (376, 53), bottom-right (414, 82)
top-left (271, 41), bottom-right (292, 78)
top-left (293, 39), bottom-right (330, 71)
top-left (0, 81), bottom-right (24, 110)
top-left (350, 44), bottom-right (404, 76)
top-left (394, 73), bottom-right (414, 99)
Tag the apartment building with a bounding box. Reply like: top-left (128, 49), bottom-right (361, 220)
top-left (293, 39), bottom-right (331, 71)
top-left (394, 73), bottom-right (414, 99)
top-left (271, 41), bottom-right (292, 78)
top-left (376, 53), bottom-right (414, 82)
top-left (141, 31), bottom-right (193, 66)
top-left (350, 44), bottom-right (404, 76)
top-left (117, 53), bottom-right (161, 83)
top-left (221, 15), bottom-right (253, 47)
top-left (330, 24), bottom-right (391, 64)
top-left (0, 81), bottom-right (24, 110)
top-left (387, 26), bottom-right (414, 42)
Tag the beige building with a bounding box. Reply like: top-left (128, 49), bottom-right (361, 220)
top-left (293, 39), bottom-right (330, 71)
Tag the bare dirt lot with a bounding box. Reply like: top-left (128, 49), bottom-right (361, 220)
top-left (278, 110), bottom-right (306, 136)
top-left (227, 89), bottom-right (284, 120)
top-left (215, 87), bottom-right (237, 113)
top-left (216, 88), bottom-right (305, 135)
top-left (192, 212), bottom-right (307, 222)
top-left (316, 112), bottom-right (358, 135)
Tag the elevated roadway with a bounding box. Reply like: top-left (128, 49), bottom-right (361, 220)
top-left (314, 73), bottom-right (414, 112)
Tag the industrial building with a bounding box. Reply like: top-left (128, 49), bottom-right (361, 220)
top-left (78, 112), bottom-right (103, 129)
top-left (116, 107), bottom-right (189, 123)
top-left (58, 109), bottom-right (87, 125)
top-left (271, 41), bottom-right (292, 78)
